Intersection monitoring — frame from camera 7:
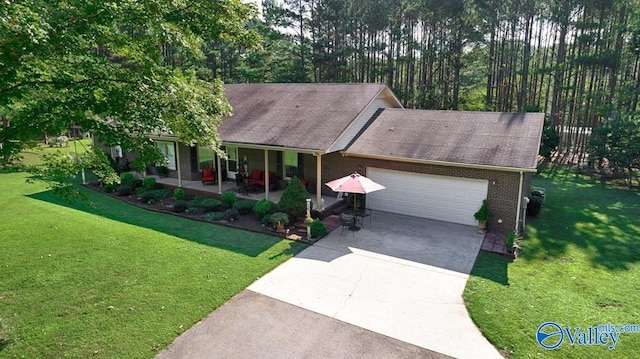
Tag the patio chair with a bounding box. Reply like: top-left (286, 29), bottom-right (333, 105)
top-left (339, 213), bottom-right (356, 236)
top-left (201, 168), bottom-right (216, 186)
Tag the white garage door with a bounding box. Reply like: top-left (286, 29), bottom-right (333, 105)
top-left (366, 168), bottom-right (488, 226)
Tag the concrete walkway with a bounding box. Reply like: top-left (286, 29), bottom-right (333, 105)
top-left (157, 212), bottom-right (503, 359)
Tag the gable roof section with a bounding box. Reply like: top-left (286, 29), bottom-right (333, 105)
top-left (345, 109), bottom-right (545, 171)
top-left (218, 83), bottom-right (400, 153)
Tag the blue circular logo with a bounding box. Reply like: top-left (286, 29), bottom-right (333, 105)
top-left (537, 322), bottom-right (564, 350)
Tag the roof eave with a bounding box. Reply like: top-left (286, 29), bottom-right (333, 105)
top-left (341, 151), bottom-right (538, 173)
top-left (222, 141), bottom-right (327, 155)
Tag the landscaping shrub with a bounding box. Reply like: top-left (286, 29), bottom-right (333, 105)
top-left (186, 207), bottom-right (197, 214)
top-left (103, 183), bottom-right (117, 193)
top-left (189, 196), bottom-right (206, 208)
top-left (172, 200), bottom-right (189, 213)
top-left (253, 199), bottom-right (276, 219)
top-left (173, 188), bottom-right (186, 201)
top-left (278, 176), bottom-right (310, 219)
top-left (224, 208), bottom-right (240, 221)
top-left (139, 191), bottom-right (157, 204)
top-left (152, 189), bottom-right (172, 199)
top-left (199, 198), bottom-right (223, 212)
top-left (269, 212), bottom-right (289, 227)
top-left (310, 219), bottom-right (328, 238)
top-left (120, 172), bottom-right (136, 186)
top-left (142, 177), bottom-right (156, 191)
top-left (155, 165), bottom-right (169, 177)
top-left (233, 200), bottom-right (254, 214)
top-left (117, 184), bottom-right (132, 196)
top-left (527, 194), bottom-right (544, 217)
top-left (135, 187), bottom-right (147, 195)
top-left (201, 212), bottom-right (225, 221)
top-left (221, 191), bottom-right (237, 207)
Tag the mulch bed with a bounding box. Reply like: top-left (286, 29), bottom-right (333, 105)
top-left (85, 182), bottom-right (322, 243)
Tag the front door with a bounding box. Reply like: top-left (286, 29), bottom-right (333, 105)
top-left (225, 145), bottom-right (239, 180)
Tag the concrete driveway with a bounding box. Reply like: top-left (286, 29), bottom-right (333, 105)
top-left (157, 212), bottom-right (503, 359)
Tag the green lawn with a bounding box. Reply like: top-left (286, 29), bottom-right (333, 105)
top-left (464, 167), bottom-right (640, 358)
top-left (18, 138), bottom-right (94, 166)
top-left (0, 171), bottom-right (307, 358)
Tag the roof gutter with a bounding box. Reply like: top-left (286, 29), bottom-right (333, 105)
top-left (222, 141), bottom-right (326, 156)
top-left (340, 151), bottom-right (538, 174)
top-left (147, 135), bottom-right (326, 155)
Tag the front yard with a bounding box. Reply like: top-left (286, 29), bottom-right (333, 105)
top-left (0, 171), bottom-right (307, 358)
top-left (464, 168), bottom-right (640, 358)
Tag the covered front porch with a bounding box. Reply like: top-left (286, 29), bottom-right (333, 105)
top-left (150, 175), bottom-right (343, 215)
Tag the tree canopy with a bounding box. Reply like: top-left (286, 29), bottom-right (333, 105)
top-left (0, 0), bottom-right (258, 168)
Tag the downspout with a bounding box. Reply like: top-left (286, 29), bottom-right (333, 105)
top-left (316, 153), bottom-right (323, 210)
top-left (515, 171), bottom-right (524, 234)
top-left (175, 141), bottom-right (182, 188)
top-left (216, 154), bottom-right (222, 194)
top-left (264, 149), bottom-right (269, 200)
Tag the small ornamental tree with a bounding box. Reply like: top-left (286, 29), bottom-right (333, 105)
top-left (278, 176), bottom-right (310, 219)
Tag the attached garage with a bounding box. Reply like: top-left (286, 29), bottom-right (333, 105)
top-left (366, 168), bottom-right (488, 226)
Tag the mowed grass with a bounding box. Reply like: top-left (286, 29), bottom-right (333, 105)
top-left (0, 171), bottom-right (307, 358)
top-left (18, 138), bottom-right (94, 166)
top-left (464, 167), bottom-right (640, 358)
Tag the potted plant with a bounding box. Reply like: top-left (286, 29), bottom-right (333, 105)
top-left (474, 199), bottom-right (493, 232)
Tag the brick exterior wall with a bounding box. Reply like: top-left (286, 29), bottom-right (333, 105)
top-left (320, 152), bottom-right (526, 234)
top-left (110, 138), bottom-right (529, 234)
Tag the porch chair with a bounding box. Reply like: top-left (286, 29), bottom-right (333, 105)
top-left (249, 169), bottom-right (264, 186)
top-left (201, 168), bottom-right (216, 186)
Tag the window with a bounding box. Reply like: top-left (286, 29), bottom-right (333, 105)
top-left (110, 145), bottom-right (122, 160)
top-left (198, 146), bottom-right (215, 170)
top-left (226, 145), bottom-right (238, 174)
top-left (155, 141), bottom-right (176, 170)
top-left (284, 151), bottom-right (298, 178)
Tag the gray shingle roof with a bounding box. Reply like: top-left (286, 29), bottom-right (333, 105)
top-left (219, 83), bottom-right (390, 152)
top-left (346, 109), bottom-right (544, 170)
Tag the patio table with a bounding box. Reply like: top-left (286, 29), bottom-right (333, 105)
top-left (343, 209), bottom-right (371, 229)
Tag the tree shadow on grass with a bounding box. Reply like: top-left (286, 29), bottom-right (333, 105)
top-left (525, 170), bottom-right (640, 270)
top-left (27, 187), bottom-right (308, 258)
top-left (469, 251), bottom-right (512, 285)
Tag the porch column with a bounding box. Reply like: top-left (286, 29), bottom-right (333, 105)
top-left (216, 154), bottom-right (222, 194)
top-left (175, 141), bottom-right (182, 187)
top-left (316, 153), bottom-right (322, 210)
top-left (264, 149), bottom-right (269, 200)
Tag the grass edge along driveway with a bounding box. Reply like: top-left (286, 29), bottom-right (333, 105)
top-left (0, 171), bottom-right (307, 358)
top-left (464, 168), bottom-right (640, 359)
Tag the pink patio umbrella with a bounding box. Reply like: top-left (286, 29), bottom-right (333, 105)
top-left (325, 172), bottom-right (385, 211)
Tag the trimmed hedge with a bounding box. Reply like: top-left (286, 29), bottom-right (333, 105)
top-left (253, 199), bottom-right (276, 219)
top-left (221, 191), bottom-right (237, 207)
top-left (233, 200), bottom-right (254, 214)
top-left (172, 200), bottom-right (189, 213)
top-left (310, 219), bottom-right (328, 238)
top-left (199, 198), bottom-right (223, 212)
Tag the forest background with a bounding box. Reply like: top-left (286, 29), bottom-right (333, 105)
top-left (202, 0), bottom-right (639, 176)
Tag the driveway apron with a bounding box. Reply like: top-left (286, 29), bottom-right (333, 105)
top-left (248, 212), bottom-right (503, 359)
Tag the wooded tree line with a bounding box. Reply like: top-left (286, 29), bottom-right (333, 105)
top-left (200, 0), bottom-right (640, 168)
top-left (2, 0), bottom-right (638, 186)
